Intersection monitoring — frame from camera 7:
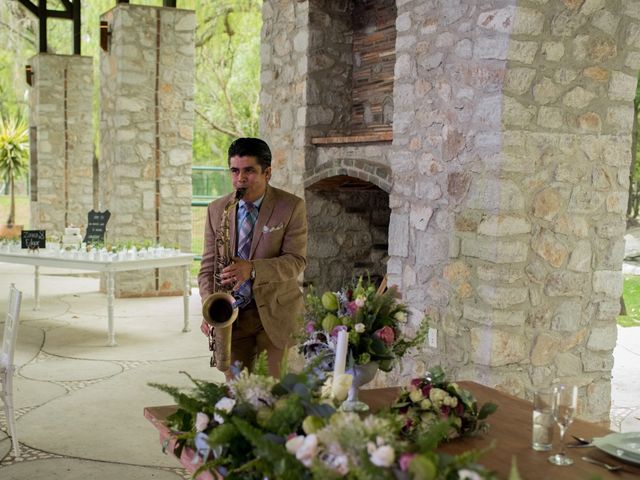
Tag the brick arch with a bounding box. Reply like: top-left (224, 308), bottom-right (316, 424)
top-left (303, 159), bottom-right (391, 193)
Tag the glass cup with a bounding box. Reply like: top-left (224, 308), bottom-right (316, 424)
top-left (532, 389), bottom-right (554, 451)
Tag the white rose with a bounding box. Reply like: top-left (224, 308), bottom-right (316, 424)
top-left (332, 454), bottom-right (349, 475)
top-left (355, 295), bottom-right (366, 307)
top-left (355, 323), bottom-right (366, 333)
top-left (296, 434), bottom-right (318, 467)
top-left (195, 412), bottom-right (210, 432)
top-left (419, 399), bottom-right (432, 410)
top-left (214, 396), bottom-right (236, 413)
top-left (394, 311), bottom-right (407, 322)
top-left (409, 389), bottom-right (423, 403)
top-left (370, 444), bottom-right (395, 468)
top-left (285, 435), bottom-right (305, 455)
top-left (458, 469), bottom-right (482, 480)
top-left (331, 373), bottom-right (353, 401)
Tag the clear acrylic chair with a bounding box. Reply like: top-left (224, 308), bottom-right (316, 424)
top-left (1, 283), bottom-right (22, 458)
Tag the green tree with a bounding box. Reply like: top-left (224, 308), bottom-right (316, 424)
top-left (0, 114), bottom-right (29, 225)
top-left (628, 74), bottom-right (640, 220)
top-left (193, 0), bottom-right (262, 169)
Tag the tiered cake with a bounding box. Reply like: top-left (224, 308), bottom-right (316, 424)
top-left (62, 227), bottom-right (82, 250)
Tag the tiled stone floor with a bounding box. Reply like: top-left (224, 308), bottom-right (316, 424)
top-left (0, 262), bottom-right (638, 479)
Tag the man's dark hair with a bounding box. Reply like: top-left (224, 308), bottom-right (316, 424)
top-left (228, 137), bottom-right (272, 171)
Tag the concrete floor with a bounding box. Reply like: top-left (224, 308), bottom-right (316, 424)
top-left (0, 262), bottom-right (639, 479)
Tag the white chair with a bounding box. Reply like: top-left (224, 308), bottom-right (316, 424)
top-left (1, 283), bottom-right (22, 458)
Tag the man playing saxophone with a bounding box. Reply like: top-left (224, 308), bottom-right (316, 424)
top-left (198, 137), bottom-right (308, 378)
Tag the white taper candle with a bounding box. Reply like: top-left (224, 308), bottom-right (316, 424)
top-left (333, 329), bottom-right (348, 380)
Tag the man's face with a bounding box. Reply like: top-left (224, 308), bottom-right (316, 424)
top-left (229, 155), bottom-right (271, 202)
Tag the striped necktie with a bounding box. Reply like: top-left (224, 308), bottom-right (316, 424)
top-left (235, 201), bottom-right (257, 308)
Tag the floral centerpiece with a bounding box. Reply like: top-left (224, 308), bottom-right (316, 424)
top-left (150, 355), bottom-right (500, 480)
top-left (391, 366), bottom-right (498, 441)
top-left (301, 276), bottom-right (429, 373)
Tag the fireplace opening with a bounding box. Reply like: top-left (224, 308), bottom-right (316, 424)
top-left (304, 175), bottom-right (390, 292)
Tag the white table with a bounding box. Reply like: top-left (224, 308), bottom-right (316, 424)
top-left (0, 250), bottom-right (194, 346)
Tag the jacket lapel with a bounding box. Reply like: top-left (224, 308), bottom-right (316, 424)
top-left (250, 185), bottom-right (274, 258)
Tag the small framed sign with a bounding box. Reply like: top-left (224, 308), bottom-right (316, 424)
top-left (84, 210), bottom-right (111, 244)
top-left (21, 230), bottom-right (46, 250)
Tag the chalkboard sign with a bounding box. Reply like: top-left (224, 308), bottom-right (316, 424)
top-left (84, 210), bottom-right (111, 244)
top-left (21, 230), bottom-right (46, 249)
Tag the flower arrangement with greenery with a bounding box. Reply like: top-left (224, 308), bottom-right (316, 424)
top-left (301, 276), bottom-right (429, 372)
top-left (391, 366), bottom-right (498, 441)
top-left (150, 356), bottom-right (500, 480)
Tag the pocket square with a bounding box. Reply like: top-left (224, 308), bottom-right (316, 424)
top-left (263, 223), bottom-right (284, 233)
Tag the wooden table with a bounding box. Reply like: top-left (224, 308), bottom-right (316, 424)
top-left (0, 250), bottom-right (194, 345)
top-left (145, 382), bottom-right (640, 479)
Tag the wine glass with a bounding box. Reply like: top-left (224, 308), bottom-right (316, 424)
top-left (548, 384), bottom-right (578, 466)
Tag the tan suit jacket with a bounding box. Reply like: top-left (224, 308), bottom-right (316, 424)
top-left (198, 184), bottom-right (307, 349)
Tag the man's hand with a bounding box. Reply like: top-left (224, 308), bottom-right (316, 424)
top-left (221, 258), bottom-right (253, 291)
top-left (200, 318), bottom-right (210, 336)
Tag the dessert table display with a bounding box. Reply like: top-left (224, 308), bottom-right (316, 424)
top-left (145, 379), bottom-right (640, 479)
top-left (0, 245), bottom-right (194, 345)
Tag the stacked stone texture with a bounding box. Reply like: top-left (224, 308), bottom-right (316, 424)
top-left (386, 0), bottom-right (636, 422)
top-left (260, 1), bottom-right (310, 196)
top-left (100, 4), bottom-right (194, 296)
top-left (305, 188), bottom-right (390, 292)
top-left (28, 54), bottom-right (94, 235)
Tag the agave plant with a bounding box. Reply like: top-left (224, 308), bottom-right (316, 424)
top-left (0, 114), bottom-right (29, 226)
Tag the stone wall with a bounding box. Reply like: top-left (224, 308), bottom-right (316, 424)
top-left (99, 4), bottom-right (194, 296)
top-left (306, 187), bottom-right (390, 292)
top-left (260, 1), bottom-right (310, 196)
top-left (387, 0), bottom-right (636, 421)
top-left (261, 0), bottom-right (638, 421)
top-left (28, 54), bottom-right (94, 235)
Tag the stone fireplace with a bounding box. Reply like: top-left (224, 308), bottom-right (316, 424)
top-left (261, 0), bottom-right (639, 422)
top-left (305, 176), bottom-right (390, 292)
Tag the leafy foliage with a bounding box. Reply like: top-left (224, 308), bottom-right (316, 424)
top-left (302, 276), bottom-right (429, 372)
top-left (0, 114), bottom-right (29, 224)
top-left (391, 366), bottom-right (498, 441)
top-left (150, 354), bottom-right (501, 479)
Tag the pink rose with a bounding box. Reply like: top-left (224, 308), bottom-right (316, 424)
top-left (305, 322), bottom-right (315, 334)
top-left (399, 453), bottom-right (417, 472)
top-left (346, 301), bottom-right (359, 316)
top-left (374, 326), bottom-right (395, 345)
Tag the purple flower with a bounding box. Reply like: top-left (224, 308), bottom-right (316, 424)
top-left (399, 453), bottom-right (417, 472)
top-left (421, 384), bottom-right (432, 397)
top-left (374, 326), bottom-right (395, 345)
top-left (305, 322), bottom-right (315, 334)
top-left (330, 325), bottom-right (348, 337)
top-left (440, 405), bottom-right (451, 417)
top-left (346, 301), bottom-right (358, 316)
top-left (410, 378), bottom-right (422, 388)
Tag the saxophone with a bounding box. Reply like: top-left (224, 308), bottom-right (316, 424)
top-left (203, 188), bottom-right (245, 372)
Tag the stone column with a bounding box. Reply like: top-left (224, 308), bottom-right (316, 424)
top-left (390, 1), bottom-right (637, 422)
top-left (100, 4), bottom-right (195, 297)
top-left (28, 54), bottom-right (94, 236)
top-left (260, 0), bottom-right (310, 197)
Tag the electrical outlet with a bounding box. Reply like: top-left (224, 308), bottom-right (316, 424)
top-left (428, 328), bottom-right (437, 348)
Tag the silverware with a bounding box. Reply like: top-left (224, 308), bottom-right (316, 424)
top-left (572, 435), bottom-right (592, 444)
top-left (581, 456), bottom-right (625, 472)
top-left (567, 442), bottom-right (593, 448)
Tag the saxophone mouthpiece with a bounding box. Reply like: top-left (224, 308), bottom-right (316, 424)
top-left (235, 188), bottom-right (246, 200)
